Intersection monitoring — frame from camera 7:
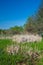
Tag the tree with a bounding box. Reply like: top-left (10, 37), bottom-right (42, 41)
top-left (24, 0), bottom-right (43, 34)
top-left (24, 17), bottom-right (37, 34)
top-left (10, 26), bottom-right (23, 34)
top-left (36, 0), bottom-right (43, 34)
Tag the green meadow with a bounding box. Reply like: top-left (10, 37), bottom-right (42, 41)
top-left (0, 39), bottom-right (43, 65)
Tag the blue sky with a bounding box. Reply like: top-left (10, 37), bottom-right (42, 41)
top-left (0, 0), bottom-right (41, 29)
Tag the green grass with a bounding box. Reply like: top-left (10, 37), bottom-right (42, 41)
top-left (0, 39), bottom-right (43, 65)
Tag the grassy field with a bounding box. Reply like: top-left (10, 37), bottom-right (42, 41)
top-left (0, 39), bottom-right (43, 65)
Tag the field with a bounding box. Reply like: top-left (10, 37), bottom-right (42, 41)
top-left (0, 39), bottom-right (43, 65)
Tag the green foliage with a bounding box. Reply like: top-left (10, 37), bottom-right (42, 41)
top-left (10, 26), bottom-right (23, 34)
top-left (0, 26), bottom-right (24, 35)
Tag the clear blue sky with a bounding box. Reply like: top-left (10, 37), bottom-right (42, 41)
top-left (0, 0), bottom-right (41, 29)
